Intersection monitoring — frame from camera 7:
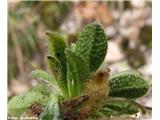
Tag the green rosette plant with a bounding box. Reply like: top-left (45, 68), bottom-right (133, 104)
top-left (8, 23), bottom-right (151, 120)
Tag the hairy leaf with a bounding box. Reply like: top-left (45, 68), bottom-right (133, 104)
top-left (101, 100), bottom-right (139, 116)
top-left (91, 99), bottom-right (139, 119)
top-left (8, 84), bottom-right (51, 117)
top-left (46, 32), bottom-right (68, 97)
top-left (109, 70), bottom-right (150, 99)
top-left (66, 49), bottom-right (89, 97)
top-left (53, 101), bottom-right (62, 120)
top-left (45, 56), bottom-right (68, 98)
top-left (45, 56), bottom-right (61, 80)
top-left (75, 23), bottom-right (108, 73)
top-left (40, 95), bottom-right (62, 120)
top-left (31, 70), bottom-right (61, 95)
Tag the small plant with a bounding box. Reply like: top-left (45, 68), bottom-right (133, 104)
top-left (8, 23), bottom-right (151, 120)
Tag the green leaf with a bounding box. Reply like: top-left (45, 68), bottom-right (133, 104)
top-left (31, 70), bottom-right (55, 84)
top-left (40, 95), bottom-right (62, 120)
top-left (92, 98), bottom-right (140, 118)
top-left (101, 100), bottom-right (139, 117)
top-left (66, 63), bottom-right (74, 98)
top-left (109, 70), bottom-right (150, 99)
top-left (46, 32), bottom-right (67, 60)
top-left (46, 32), bottom-right (68, 97)
top-left (45, 56), bottom-right (61, 80)
top-left (46, 32), bottom-right (67, 77)
top-left (31, 70), bottom-right (61, 95)
top-left (53, 102), bottom-right (62, 120)
top-left (45, 56), bottom-right (68, 98)
top-left (8, 84), bottom-right (51, 117)
top-left (66, 49), bottom-right (90, 97)
top-left (75, 23), bottom-right (108, 73)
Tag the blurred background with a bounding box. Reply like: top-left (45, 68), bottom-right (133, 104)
top-left (8, 1), bottom-right (152, 117)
